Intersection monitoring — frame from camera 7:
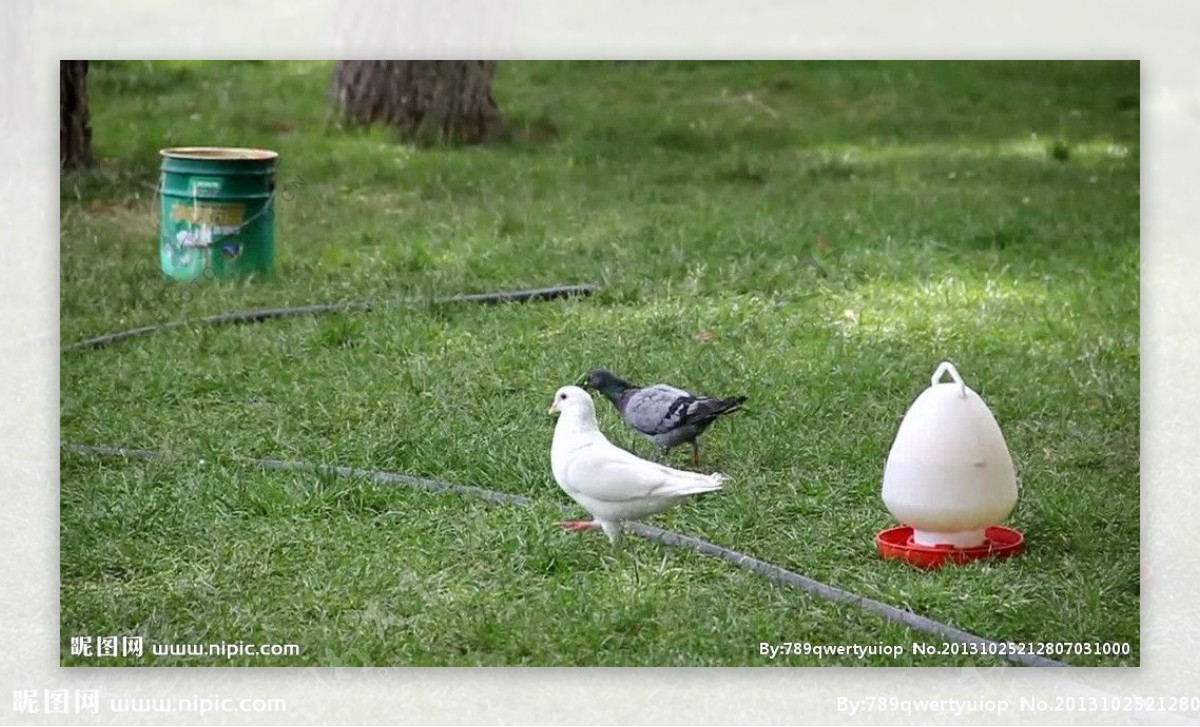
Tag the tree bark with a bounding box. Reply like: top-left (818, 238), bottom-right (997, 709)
top-left (60, 60), bottom-right (93, 170)
top-left (330, 60), bottom-right (504, 145)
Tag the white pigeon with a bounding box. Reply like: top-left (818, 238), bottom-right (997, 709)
top-left (548, 385), bottom-right (727, 546)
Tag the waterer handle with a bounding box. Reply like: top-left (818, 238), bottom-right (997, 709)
top-left (931, 361), bottom-right (967, 398)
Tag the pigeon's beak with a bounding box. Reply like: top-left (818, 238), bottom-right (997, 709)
top-left (548, 399), bottom-right (559, 415)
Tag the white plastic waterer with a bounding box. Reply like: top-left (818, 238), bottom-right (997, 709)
top-left (881, 361), bottom-right (1019, 549)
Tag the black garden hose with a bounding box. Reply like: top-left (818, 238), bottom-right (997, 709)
top-left (65, 443), bottom-right (1066, 668)
top-left (64, 284), bottom-right (599, 352)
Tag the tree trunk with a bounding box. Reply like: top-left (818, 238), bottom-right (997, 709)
top-left (60, 60), bottom-right (93, 170)
top-left (330, 60), bottom-right (504, 145)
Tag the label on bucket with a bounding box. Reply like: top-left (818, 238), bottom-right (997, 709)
top-left (173, 223), bottom-right (243, 249)
top-left (171, 203), bottom-right (245, 228)
top-left (165, 202), bottom-right (246, 282)
top-left (190, 177), bottom-right (223, 195)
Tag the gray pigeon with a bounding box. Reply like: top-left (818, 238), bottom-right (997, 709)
top-left (583, 368), bottom-right (746, 466)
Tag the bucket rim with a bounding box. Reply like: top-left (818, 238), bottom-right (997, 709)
top-left (160, 146), bottom-right (279, 161)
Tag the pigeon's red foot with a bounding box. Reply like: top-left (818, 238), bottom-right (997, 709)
top-left (560, 520), bottom-right (598, 532)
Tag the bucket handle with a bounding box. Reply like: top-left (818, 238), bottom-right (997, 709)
top-left (931, 361), bottom-right (967, 398)
top-left (155, 175), bottom-right (276, 248)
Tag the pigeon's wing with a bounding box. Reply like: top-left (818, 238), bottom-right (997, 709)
top-left (562, 443), bottom-right (674, 503)
top-left (622, 385), bottom-right (697, 436)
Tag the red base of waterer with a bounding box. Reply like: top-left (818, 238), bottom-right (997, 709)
top-left (876, 525), bottom-right (1024, 569)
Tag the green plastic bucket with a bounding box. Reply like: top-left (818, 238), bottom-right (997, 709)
top-left (158, 147), bottom-right (278, 281)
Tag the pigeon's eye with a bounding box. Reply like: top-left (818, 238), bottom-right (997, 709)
top-left (559, 393), bottom-right (567, 400)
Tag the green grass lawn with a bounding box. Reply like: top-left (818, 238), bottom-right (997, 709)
top-left (60, 60), bottom-right (1139, 666)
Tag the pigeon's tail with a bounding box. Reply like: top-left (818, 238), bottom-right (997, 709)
top-left (658, 467), bottom-right (727, 496)
top-left (717, 396), bottom-right (747, 413)
top-left (693, 395), bottom-right (747, 424)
